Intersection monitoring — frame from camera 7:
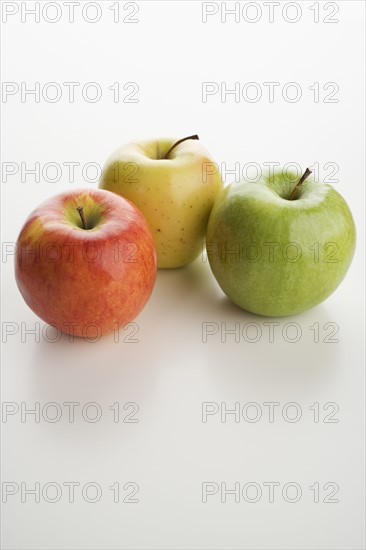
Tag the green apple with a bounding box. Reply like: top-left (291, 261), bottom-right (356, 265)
top-left (99, 135), bottom-right (223, 268)
top-left (206, 169), bottom-right (356, 316)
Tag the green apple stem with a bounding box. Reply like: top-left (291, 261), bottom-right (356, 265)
top-left (288, 168), bottom-right (312, 200)
top-left (76, 206), bottom-right (87, 229)
top-left (164, 134), bottom-right (199, 159)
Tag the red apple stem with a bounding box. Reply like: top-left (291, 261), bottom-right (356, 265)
top-left (76, 206), bottom-right (87, 229)
top-left (164, 134), bottom-right (199, 159)
top-left (288, 168), bottom-right (312, 200)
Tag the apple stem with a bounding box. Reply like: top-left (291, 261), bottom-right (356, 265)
top-left (76, 206), bottom-right (87, 229)
top-left (164, 134), bottom-right (199, 159)
top-left (288, 168), bottom-right (312, 200)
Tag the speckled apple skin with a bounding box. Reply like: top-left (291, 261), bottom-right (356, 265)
top-left (207, 173), bottom-right (356, 316)
top-left (15, 189), bottom-right (157, 337)
top-left (99, 138), bottom-right (223, 268)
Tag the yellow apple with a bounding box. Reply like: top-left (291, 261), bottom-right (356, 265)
top-left (99, 135), bottom-right (223, 268)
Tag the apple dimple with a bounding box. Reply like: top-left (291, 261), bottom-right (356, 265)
top-left (64, 193), bottom-right (104, 230)
top-left (164, 135), bottom-right (199, 159)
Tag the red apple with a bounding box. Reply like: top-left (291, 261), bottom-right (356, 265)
top-left (15, 188), bottom-right (157, 338)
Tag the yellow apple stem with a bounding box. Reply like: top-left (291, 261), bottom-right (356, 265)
top-left (288, 168), bottom-right (312, 200)
top-left (76, 206), bottom-right (87, 229)
top-left (164, 134), bottom-right (199, 159)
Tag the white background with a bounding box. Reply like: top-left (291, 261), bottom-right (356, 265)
top-left (1, 1), bottom-right (365, 549)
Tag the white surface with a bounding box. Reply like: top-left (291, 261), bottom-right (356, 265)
top-left (1, 1), bottom-right (365, 549)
